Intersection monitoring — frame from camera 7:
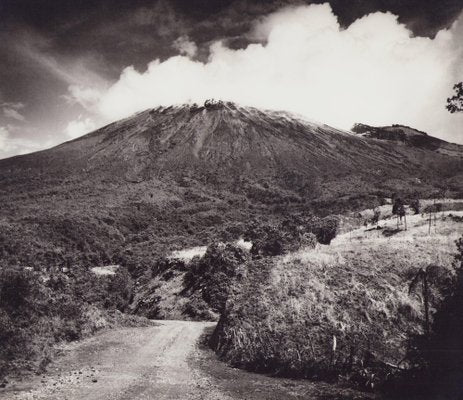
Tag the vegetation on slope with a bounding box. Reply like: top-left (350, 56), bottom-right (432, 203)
top-left (386, 235), bottom-right (463, 399)
top-left (210, 212), bottom-right (463, 389)
top-left (183, 243), bottom-right (250, 316)
top-left (130, 213), bottom-right (334, 320)
top-left (1, 103), bottom-right (462, 277)
top-left (0, 263), bottom-right (149, 380)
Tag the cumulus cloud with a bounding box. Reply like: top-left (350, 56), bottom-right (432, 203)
top-left (65, 85), bottom-right (103, 110)
top-left (65, 116), bottom-right (96, 139)
top-left (172, 35), bottom-right (198, 58)
top-left (72, 4), bottom-right (463, 143)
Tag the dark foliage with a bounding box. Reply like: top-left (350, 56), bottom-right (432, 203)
top-left (244, 214), bottom-right (336, 257)
top-left (392, 197), bottom-right (405, 217)
top-left (183, 243), bottom-right (250, 314)
top-left (385, 237), bottom-right (463, 399)
top-left (312, 216), bottom-right (339, 245)
top-left (0, 264), bottom-right (134, 378)
top-left (410, 199), bottom-right (421, 215)
top-left (423, 203), bottom-right (442, 215)
top-left (246, 222), bottom-right (298, 257)
top-left (446, 82), bottom-right (463, 113)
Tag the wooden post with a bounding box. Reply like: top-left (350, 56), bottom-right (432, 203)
top-left (331, 335), bottom-right (337, 367)
top-left (404, 213), bottom-right (407, 231)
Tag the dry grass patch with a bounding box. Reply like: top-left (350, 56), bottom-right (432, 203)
top-left (212, 213), bottom-right (463, 387)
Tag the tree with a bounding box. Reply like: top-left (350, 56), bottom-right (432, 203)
top-left (371, 207), bottom-right (381, 227)
top-left (424, 202), bottom-right (441, 234)
top-left (410, 199), bottom-right (421, 215)
top-left (446, 82), bottom-right (463, 113)
top-left (392, 197), bottom-right (406, 230)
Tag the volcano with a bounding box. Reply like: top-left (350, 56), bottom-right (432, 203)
top-left (1, 101), bottom-right (462, 269)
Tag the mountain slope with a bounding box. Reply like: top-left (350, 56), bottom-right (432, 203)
top-left (0, 101), bottom-right (462, 271)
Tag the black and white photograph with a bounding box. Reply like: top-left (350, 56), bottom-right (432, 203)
top-left (0, 0), bottom-right (462, 399)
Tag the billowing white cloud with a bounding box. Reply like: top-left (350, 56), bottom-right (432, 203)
top-left (65, 85), bottom-right (103, 110)
top-left (71, 4), bottom-right (463, 143)
top-left (65, 117), bottom-right (96, 139)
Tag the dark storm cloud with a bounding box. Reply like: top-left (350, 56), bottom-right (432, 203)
top-left (3, 0), bottom-right (463, 35)
top-left (1, 1), bottom-right (462, 85)
top-left (2, 1), bottom-right (462, 76)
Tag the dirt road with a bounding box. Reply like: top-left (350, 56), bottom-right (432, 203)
top-left (1, 320), bottom-right (230, 400)
top-left (1, 321), bottom-right (374, 400)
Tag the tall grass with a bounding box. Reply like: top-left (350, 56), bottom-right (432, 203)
top-left (211, 214), bottom-right (462, 387)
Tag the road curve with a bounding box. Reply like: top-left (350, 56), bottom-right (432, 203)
top-left (1, 320), bottom-right (231, 400)
top-left (1, 320), bottom-right (376, 400)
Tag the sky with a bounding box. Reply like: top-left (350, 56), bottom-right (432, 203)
top-left (0, 0), bottom-right (462, 159)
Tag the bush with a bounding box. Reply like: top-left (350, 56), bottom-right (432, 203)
top-left (0, 264), bottom-right (137, 379)
top-left (245, 215), bottom-right (326, 258)
top-left (312, 216), bottom-right (339, 245)
top-left (0, 267), bottom-right (38, 312)
top-left (184, 243), bottom-right (250, 314)
top-left (249, 224), bottom-right (295, 257)
top-left (105, 268), bottom-right (134, 311)
top-left (0, 267), bottom-right (47, 373)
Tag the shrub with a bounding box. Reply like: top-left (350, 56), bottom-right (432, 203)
top-left (249, 224), bottom-right (293, 257)
top-left (0, 264), bottom-right (137, 379)
top-left (245, 215), bottom-right (325, 257)
top-left (184, 243), bottom-right (250, 313)
top-left (105, 267), bottom-right (134, 311)
top-left (0, 267), bottom-right (38, 312)
top-left (183, 293), bottom-right (216, 321)
top-left (312, 216), bottom-right (339, 245)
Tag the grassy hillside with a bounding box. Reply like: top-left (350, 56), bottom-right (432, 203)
top-left (211, 211), bottom-right (463, 389)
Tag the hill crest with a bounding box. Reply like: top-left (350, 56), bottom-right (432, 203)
top-left (351, 122), bottom-right (462, 156)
